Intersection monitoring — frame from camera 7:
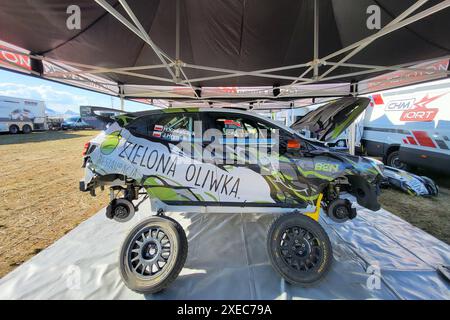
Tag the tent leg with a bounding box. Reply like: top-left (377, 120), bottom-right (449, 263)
top-left (313, 0), bottom-right (319, 79)
top-left (348, 122), bottom-right (356, 155)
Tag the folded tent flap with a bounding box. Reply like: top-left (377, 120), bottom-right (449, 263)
top-left (291, 97), bottom-right (371, 142)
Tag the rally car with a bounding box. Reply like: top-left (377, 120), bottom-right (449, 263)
top-left (80, 97), bottom-right (383, 293)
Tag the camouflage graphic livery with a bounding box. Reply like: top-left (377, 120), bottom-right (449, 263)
top-left (80, 98), bottom-right (382, 213)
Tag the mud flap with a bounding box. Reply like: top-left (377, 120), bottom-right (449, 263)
top-left (347, 175), bottom-right (380, 211)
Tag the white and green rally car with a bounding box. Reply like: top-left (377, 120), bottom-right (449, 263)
top-left (80, 97), bottom-right (383, 293)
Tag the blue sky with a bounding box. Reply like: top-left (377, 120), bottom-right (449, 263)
top-left (0, 69), bottom-right (154, 114)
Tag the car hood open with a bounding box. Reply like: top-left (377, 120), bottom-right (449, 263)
top-left (291, 97), bottom-right (370, 142)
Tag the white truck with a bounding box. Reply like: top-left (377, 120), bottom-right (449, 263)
top-left (287, 80), bottom-right (450, 174)
top-left (0, 96), bottom-right (48, 134)
top-left (355, 80), bottom-right (450, 174)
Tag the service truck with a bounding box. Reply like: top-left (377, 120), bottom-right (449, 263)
top-left (289, 80), bottom-right (450, 174)
top-left (0, 95), bottom-right (47, 134)
top-left (357, 80), bottom-right (450, 174)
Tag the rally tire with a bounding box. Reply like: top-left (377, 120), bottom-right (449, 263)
top-left (119, 216), bottom-right (188, 294)
top-left (267, 213), bottom-right (332, 286)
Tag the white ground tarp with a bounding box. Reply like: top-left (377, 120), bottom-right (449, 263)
top-left (0, 198), bottom-right (449, 300)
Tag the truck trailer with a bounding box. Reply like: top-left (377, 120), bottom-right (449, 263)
top-left (0, 95), bottom-right (47, 134)
top-left (358, 80), bottom-right (450, 174)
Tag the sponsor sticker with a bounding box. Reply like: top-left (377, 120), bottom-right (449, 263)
top-left (385, 98), bottom-right (415, 111)
top-left (399, 94), bottom-right (444, 122)
top-left (400, 107), bottom-right (439, 122)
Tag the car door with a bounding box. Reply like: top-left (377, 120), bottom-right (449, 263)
top-left (204, 112), bottom-right (282, 205)
top-left (246, 116), bottom-right (316, 207)
top-left (127, 112), bottom-right (220, 204)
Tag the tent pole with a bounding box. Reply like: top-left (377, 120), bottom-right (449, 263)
top-left (287, 66), bottom-right (314, 87)
top-left (313, 0), bottom-right (319, 80)
top-left (119, 84), bottom-right (125, 111)
top-left (176, 0), bottom-right (180, 62)
top-left (182, 62), bottom-right (311, 83)
top-left (96, 0), bottom-right (176, 80)
top-left (326, 61), bottom-right (450, 75)
top-left (175, 0), bottom-right (181, 82)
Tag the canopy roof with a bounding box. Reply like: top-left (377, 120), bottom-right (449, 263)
top-left (0, 0), bottom-right (449, 109)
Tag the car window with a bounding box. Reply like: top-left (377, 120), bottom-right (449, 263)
top-left (211, 115), bottom-right (259, 139)
top-left (126, 115), bottom-right (154, 136)
top-left (239, 115), bottom-right (310, 152)
top-left (67, 116), bottom-right (79, 122)
top-left (127, 113), bottom-right (199, 142)
top-left (154, 113), bottom-right (197, 142)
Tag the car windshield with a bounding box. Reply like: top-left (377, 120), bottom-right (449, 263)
top-left (65, 117), bottom-right (79, 123)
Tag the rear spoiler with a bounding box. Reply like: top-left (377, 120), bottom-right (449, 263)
top-left (80, 106), bottom-right (137, 128)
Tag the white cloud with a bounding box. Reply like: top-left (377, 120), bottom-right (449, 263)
top-left (0, 82), bottom-right (89, 113)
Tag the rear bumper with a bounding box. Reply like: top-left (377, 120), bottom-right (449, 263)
top-left (399, 146), bottom-right (450, 174)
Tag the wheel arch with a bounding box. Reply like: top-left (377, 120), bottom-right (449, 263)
top-left (384, 144), bottom-right (400, 161)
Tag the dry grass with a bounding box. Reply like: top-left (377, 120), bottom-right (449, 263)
top-left (0, 130), bottom-right (108, 278)
top-left (379, 186), bottom-right (450, 245)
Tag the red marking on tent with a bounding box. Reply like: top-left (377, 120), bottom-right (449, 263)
top-left (154, 125), bottom-right (163, 131)
top-left (406, 136), bottom-right (417, 145)
top-left (412, 131), bottom-right (436, 148)
top-left (371, 94), bottom-right (384, 105)
top-left (403, 138), bottom-right (408, 144)
top-left (153, 131), bottom-right (161, 138)
top-left (0, 46), bottom-right (31, 70)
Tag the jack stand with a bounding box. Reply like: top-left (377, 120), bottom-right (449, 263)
top-left (305, 193), bottom-right (323, 222)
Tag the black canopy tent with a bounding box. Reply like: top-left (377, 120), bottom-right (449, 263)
top-left (0, 0), bottom-right (449, 110)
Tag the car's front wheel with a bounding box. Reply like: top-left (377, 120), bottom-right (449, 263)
top-left (119, 216), bottom-right (188, 294)
top-left (267, 213), bottom-right (332, 286)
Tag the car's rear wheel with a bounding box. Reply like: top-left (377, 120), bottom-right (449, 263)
top-left (267, 213), bottom-right (332, 286)
top-left (119, 216), bottom-right (188, 294)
